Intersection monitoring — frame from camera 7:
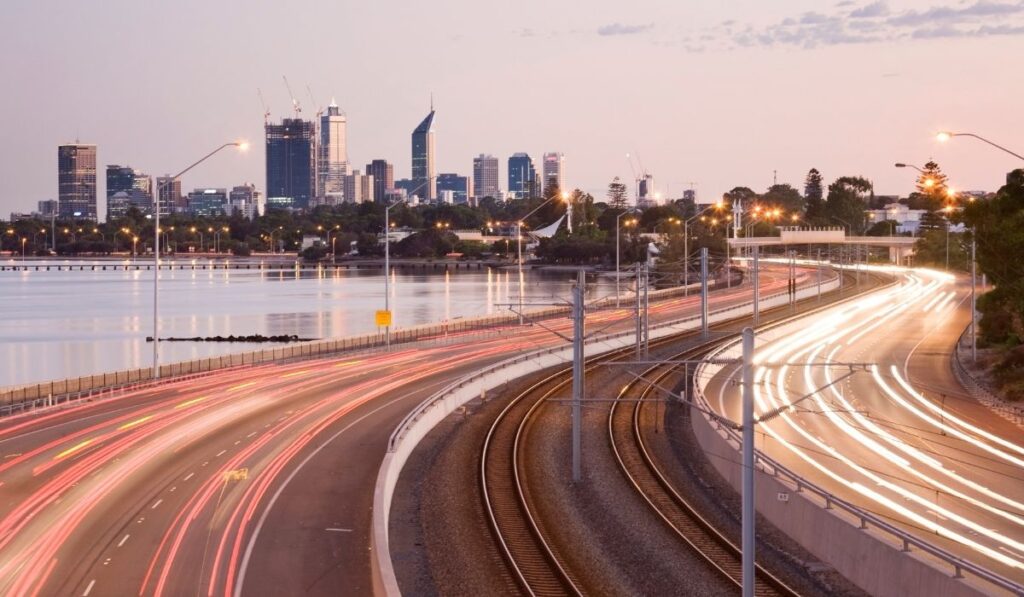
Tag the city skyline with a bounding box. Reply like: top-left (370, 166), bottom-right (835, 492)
top-left (2, 0), bottom-right (1023, 217)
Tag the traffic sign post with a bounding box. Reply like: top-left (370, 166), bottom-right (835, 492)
top-left (375, 310), bottom-right (392, 328)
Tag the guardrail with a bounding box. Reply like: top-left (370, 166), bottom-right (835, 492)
top-left (951, 325), bottom-right (1024, 426)
top-left (371, 271), bottom-right (842, 596)
top-left (0, 270), bottom-right (745, 416)
top-left (692, 306), bottom-right (1024, 596)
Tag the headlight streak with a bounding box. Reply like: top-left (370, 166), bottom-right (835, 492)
top-left (736, 268), bottom-right (1024, 571)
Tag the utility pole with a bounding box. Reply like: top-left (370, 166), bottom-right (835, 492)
top-left (789, 250), bottom-right (796, 310)
top-left (752, 246), bottom-right (760, 327)
top-left (741, 327), bottom-right (756, 597)
top-left (571, 269), bottom-right (585, 482)
top-left (700, 247), bottom-right (709, 338)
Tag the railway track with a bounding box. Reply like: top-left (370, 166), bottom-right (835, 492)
top-left (479, 270), bottom-right (882, 596)
top-left (607, 345), bottom-right (799, 596)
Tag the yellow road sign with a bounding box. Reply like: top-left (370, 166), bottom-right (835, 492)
top-left (375, 310), bottom-right (392, 327)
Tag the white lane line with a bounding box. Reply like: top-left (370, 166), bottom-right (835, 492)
top-left (118, 534), bottom-right (130, 547)
top-left (246, 432), bottom-right (257, 438)
top-left (216, 450), bottom-right (226, 457)
top-left (202, 461), bottom-right (209, 467)
top-left (151, 499), bottom-right (163, 509)
top-left (234, 440), bottom-right (241, 445)
top-left (325, 528), bottom-right (352, 532)
top-left (183, 472), bottom-right (194, 481)
top-left (169, 486), bottom-right (176, 493)
top-left (82, 579), bottom-right (96, 596)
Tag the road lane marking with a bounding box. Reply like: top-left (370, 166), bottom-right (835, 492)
top-left (4, 453), bottom-right (21, 459)
top-left (325, 528), bottom-right (352, 532)
top-left (151, 499), bottom-right (162, 509)
top-left (216, 450), bottom-right (226, 457)
top-left (118, 415), bottom-right (153, 430)
top-left (82, 579), bottom-right (96, 596)
top-left (170, 486), bottom-right (176, 492)
top-left (118, 534), bottom-right (130, 547)
top-left (246, 432), bottom-right (257, 438)
top-left (175, 396), bottom-right (207, 409)
top-left (56, 438), bottom-right (95, 460)
top-left (234, 440), bottom-right (241, 445)
top-left (227, 381), bottom-right (257, 392)
top-left (183, 472), bottom-right (194, 481)
top-left (202, 461), bottom-right (209, 467)
top-left (281, 369), bottom-right (311, 378)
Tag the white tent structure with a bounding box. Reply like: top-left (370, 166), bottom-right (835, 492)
top-left (528, 215), bottom-right (566, 239)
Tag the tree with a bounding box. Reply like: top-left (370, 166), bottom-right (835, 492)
top-left (762, 183), bottom-right (804, 214)
top-left (824, 176), bottom-right (873, 234)
top-left (915, 160), bottom-right (950, 207)
top-left (607, 177), bottom-right (629, 210)
top-left (804, 168), bottom-right (826, 223)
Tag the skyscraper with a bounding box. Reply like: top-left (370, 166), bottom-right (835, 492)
top-left (507, 153), bottom-right (536, 199)
top-left (366, 159), bottom-right (394, 203)
top-left (472, 154), bottom-right (500, 200)
top-left (58, 144), bottom-right (97, 219)
top-left (156, 176), bottom-right (184, 214)
top-left (436, 173), bottom-right (471, 205)
top-left (542, 152), bottom-right (564, 195)
top-left (411, 108), bottom-right (436, 201)
top-left (319, 100), bottom-right (347, 201)
top-left (265, 118), bottom-right (317, 209)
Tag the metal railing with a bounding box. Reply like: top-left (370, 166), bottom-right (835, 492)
top-left (693, 321), bottom-right (1024, 596)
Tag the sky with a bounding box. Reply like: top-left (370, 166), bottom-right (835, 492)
top-left (1, 0), bottom-right (1023, 219)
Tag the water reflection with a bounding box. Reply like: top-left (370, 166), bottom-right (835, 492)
top-left (1, 266), bottom-right (611, 387)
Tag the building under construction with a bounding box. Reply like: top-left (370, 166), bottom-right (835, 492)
top-left (265, 118), bottom-right (317, 210)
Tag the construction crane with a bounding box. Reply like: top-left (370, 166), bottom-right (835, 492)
top-left (282, 75), bottom-right (301, 118)
top-left (257, 88), bottom-right (271, 124)
top-left (306, 84), bottom-right (324, 120)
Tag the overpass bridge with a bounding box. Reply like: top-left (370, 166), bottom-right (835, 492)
top-left (727, 227), bottom-right (916, 263)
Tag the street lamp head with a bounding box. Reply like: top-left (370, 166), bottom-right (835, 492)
top-left (936, 131), bottom-right (953, 142)
top-left (236, 140), bottom-right (250, 152)
top-left (560, 191), bottom-right (571, 201)
top-left (946, 187), bottom-right (957, 198)
top-left (924, 178), bottom-right (936, 188)
top-left (894, 163), bottom-right (907, 168)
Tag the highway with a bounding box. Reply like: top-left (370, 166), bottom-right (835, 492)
top-left (706, 268), bottom-right (1024, 583)
top-left (0, 267), bottom-right (802, 596)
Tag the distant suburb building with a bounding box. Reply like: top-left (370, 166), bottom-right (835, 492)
top-left (436, 173), bottom-right (472, 205)
top-left (187, 188), bottom-right (228, 217)
top-left (58, 143), bottom-right (97, 220)
top-left (266, 118), bottom-right (316, 210)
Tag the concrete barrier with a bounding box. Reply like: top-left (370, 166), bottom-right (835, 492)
top-left (690, 292), bottom-right (1020, 597)
top-left (369, 273), bottom-right (842, 597)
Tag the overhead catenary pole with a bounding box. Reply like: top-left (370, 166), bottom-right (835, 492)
top-left (635, 262), bottom-right (642, 359)
top-left (571, 269), bottom-right (585, 482)
top-left (700, 247), bottom-right (709, 338)
top-left (971, 236), bottom-right (977, 362)
top-left (816, 248), bottom-right (822, 301)
top-left (752, 245), bottom-right (760, 327)
top-left (643, 264), bottom-right (650, 356)
top-left (741, 327), bottom-right (756, 597)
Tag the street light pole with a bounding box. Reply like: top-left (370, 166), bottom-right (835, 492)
top-left (515, 192), bottom-right (569, 324)
top-left (937, 132), bottom-right (1024, 161)
top-left (151, 140), bottom-right (246, 380)
top-left (971, 236), bottom-right (977, 362)
top-left (615, 210), bottom-right (636, 308)
top-left (384, 199), bottom-right (405, 348)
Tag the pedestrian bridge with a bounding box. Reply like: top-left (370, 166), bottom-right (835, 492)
top-left (727, 227), bottom-right (916, 263)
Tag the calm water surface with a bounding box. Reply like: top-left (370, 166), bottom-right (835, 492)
top-left (0, 259), bottom-right (611, 388)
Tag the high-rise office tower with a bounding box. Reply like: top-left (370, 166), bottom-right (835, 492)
top-left (365, 159), bottom-right (394, 203)
top-left (507, 153), bottom-right (536, 199)
top-left (156, 176), bottom-right (184, 214)
top-left (58, 144), bottom-right (97, 219)
top-left (265, 118), bottom-right (317, 209)
top-left (542, 152), bottom-right (564, 195)
top-left (436, 173), bottom-right (471, 205)
top-left (343, 170), bottom-right (375, 204)
top-left (319, 100), bottom-right (347, 201)
top-left (229, 184), bottom-right (263, 219)
top-left (411, 107), bottom-right (436, 201)
top-left (472, 154), bottom-right (500, 200)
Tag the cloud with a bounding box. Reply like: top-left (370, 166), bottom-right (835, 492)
top-left (692, 0), bottom-right (1024, 51)
top-left (850, 1), bottom-right (889, 18)
top-left (597, 23), bottom-right (653, 36)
